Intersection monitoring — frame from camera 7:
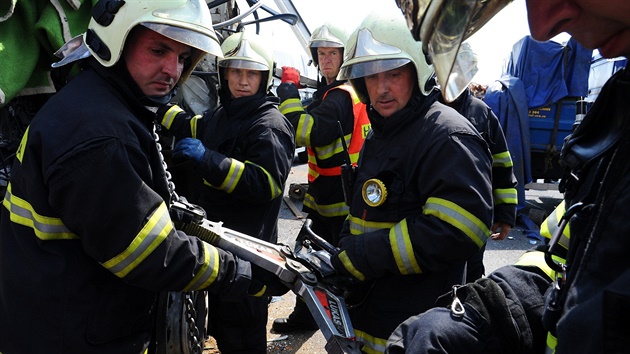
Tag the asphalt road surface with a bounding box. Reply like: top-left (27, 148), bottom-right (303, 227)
top-left (203, 157), bottom-right (563, 353)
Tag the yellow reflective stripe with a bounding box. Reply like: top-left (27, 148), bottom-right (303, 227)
top-left (540, 201), bottom-right (570, 250)
top-left (349, 151), bottom-right (360, 165)
top-left (347, 215), bottom-right (397, 235)
top-left (295, 113), bottom-right (314, 147)
top-left (338, 250), bottom-right (365, 281)
top-left (279, 98), bottom-right (303, 115)
top-left (389, 219), bottom-right (422, 275)
top-left (16, 126), bottom-right (28, 163)
top-left (190, 115), bottom-right (201, 139)
top-left (307, 153), bottom-right (320, 180)
top-left (303, 193), bottom-right (349, 217)
top-left (492, 150), bottom-right (513, 167)
top-left (102, 202), bottom-right (171, 277)
top-left (423, 197), bottom-right (489, 247)
top-left (245, 161), bottom-right (283, 199)
top-left (313, 134), bottom-right (351, 160)
top-left (2, 184), bottom-right (77, 240)
top-left (217, 158), bottom-right (245, 193)
top-left (354, 329), bottom-right (387, 354)
top-left (513, 250), bottom-right (565, 281)
top-left (494, 187), bottom-right (518, 205)
top-left (546, 332), bottom-right (557, 354)
top-left (184, 242), bottom-right (220, 291)
top-left (161, 105), bottom-right (184, 129)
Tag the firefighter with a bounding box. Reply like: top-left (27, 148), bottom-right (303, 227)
top-left (158, 30), bottom-right (295, 353)
top-left (444, 43), bottom-right (518, 281)
top-left (0, 1), bottom-right (286, 353)
top-left (272, 22), bottom-right (371, 333)
top-left (387, 0), bottom-right (630, 353)
top-left (329, 9), bottom-right (493, 353)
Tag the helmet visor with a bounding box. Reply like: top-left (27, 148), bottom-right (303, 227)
top-left (141, 22), bottom-right (222, 58)
top-left (338, 28), bottom-right (409, 80)
top-left (396, 0), bottom-right (510, 101)
top-left (341, 58), bottom-right (412, 80)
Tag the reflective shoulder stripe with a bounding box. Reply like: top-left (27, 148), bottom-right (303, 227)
top-left (423, 197), bottom-right (489, 247)
top-left (184, 242), bottom-right (220, 291)
top-left (3, 184), bottom-right (77, 240)
top-left (494, 187), bottom-right (518, 205)
top-left (353, 328), bottom-right (387, 354)
top-left (389, 219), bottom-right (422, 275)
top-left (102, 202), bottom-right (171, 278)
top-left (347, 215), bottom-right (396, 235)
top-left (338, 250), bottom-right (365, 281)
top-left (492, 150), bottom-right (513, 167)
top-left (303, 193), bottom-right (349, 217)
top-left (245, 161), bottom-right (283, 199)
top-left (161, 105), bottom-right (184, 129)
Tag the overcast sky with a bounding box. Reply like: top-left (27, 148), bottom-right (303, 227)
top-left (239, 0), bottom-right (536, 85)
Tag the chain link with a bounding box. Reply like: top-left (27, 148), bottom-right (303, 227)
top-left (185, 292), bottom-right (203, 354)
top-left (152, 122), bottom-right (203, 354)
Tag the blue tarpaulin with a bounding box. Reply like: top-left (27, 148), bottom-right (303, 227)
top-left (485, 36), bottom-right (592, 238)
top-left (503, 36), bottom-right (592, 109)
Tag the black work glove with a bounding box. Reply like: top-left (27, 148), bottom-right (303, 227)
top-left (276, 82), bottom-right (300, 103)
top-left (248, 264), bottom-right (290, 297)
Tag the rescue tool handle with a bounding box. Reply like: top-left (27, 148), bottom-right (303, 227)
top-left (301, 219), bottom-right (339, 255)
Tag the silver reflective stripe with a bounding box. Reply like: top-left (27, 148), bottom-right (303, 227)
top-left (103, 203), bottom-right (171, 277)
top-left (389, 220), bottom-right (421, 274)
top-left (3, 184), bottom-right (76, 240)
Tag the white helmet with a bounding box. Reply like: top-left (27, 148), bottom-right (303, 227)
top-left (218, 30), bottom-right (275, 91)
top-left (308, 23), bottom-right (351, 67)
top-left (85, 0), bottom-right (223, 83)
top-left (394, 0), bottom-right (512, 101)
top-left (338, 9), bottom-right (434, 104)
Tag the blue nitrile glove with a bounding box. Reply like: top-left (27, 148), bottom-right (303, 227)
top-left (276, 82), bottom-right (300, 103)
top-left (173, 138), bottom-right (206, 164)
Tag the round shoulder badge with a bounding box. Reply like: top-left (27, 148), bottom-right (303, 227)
top-left (362, 178), bottom-right (387, 207)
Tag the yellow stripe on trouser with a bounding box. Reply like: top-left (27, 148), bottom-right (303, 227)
top-left (303, 193), bottom-right (349, 217)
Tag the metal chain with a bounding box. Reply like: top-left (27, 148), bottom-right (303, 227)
top-left (185, 293), bottom-right (203, 354)
top-left (152, 122), bottom-right (203, 354)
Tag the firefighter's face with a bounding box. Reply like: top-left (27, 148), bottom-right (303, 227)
top-left (225, 67), bottom-right (262, 98)
top-left (317, 47), bottom-right (343, 84)
top-left (124, 27), bottom-right (191, 97)
top-left (526, 0), bottom-right (630, 58)
top-left (364, 63), bottom-right (415, 118)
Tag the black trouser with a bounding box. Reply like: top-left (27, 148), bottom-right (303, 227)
top-left (207, 294), bottom-right (269, 354)
top-left (466, 243), bottom-right (486, 282)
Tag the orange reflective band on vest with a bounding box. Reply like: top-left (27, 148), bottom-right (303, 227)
top-left (307, 84), bottom-right (370, 182)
